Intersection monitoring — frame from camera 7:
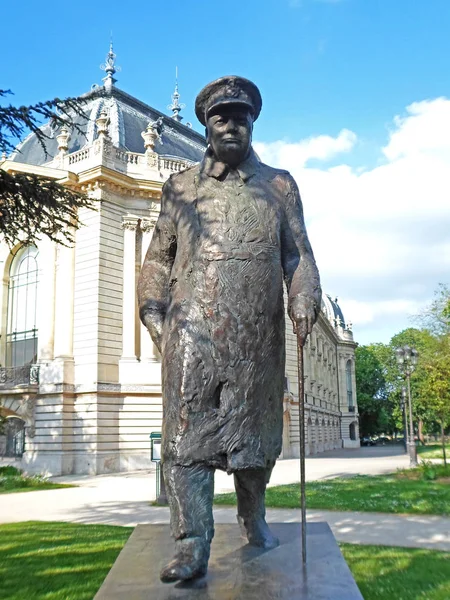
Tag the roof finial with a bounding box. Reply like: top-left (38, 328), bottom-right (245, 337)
top-left (100, 38), bottom-right (121, 90)
top-left (168, 66), bottom-right (185, 122)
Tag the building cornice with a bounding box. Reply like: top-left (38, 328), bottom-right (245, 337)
top-left (1, 160), bottom-right (165, 199)
top-left (76, 165), bottom-right (163, 195)
top-left (1, 160), bottom-right (78, 186)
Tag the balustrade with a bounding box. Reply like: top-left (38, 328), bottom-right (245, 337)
top-left (0, 365), bottom-right (40, 387)
top-left (161, 158), bottom-right (189, 172)
top-left (68, 148), bottom-right (90, 164)
top-left (116, 150), bottom-right (141, 165)
top-left (66, 144), bottom-right (192, 174)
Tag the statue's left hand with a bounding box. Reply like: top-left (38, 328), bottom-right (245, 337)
top-left (289, 295), bottom-right (317, 346)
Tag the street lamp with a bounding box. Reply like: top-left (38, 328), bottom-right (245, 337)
top-left (401, 386), bottom-right (408, 453)
top-left (395, 345), bottom-right (419, 466)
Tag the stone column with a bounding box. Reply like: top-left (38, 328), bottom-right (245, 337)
top-left (139, 218), bottom-right (158, 362)
top-left (121, 216), bottom-right (139, 361)
top-left (53, 242), bottom-right (75, 384)
top-left (338, 353), bottom-right (348, 408)
top-left (37, 239), bottom-right (56, 361)
top-left (54, 243), bottom-right (75, 358)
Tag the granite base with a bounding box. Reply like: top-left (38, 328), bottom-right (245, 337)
top-left (95, 522), bottom-right (363, 599)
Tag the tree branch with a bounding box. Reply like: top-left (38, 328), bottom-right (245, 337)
top-left (0, 169), bottom-right (95, 247)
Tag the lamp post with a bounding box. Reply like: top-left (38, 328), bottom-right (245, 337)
top-left (401, 386), bottom-right (408, 453)
top-left (395, 346), bottom-right (418, 467)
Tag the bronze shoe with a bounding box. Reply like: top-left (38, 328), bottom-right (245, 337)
top-left (237, 515), bottom-right (280, 549)
top-left (160, 537), bottom-right (210, 583)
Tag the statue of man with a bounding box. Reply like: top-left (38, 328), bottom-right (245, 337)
top-left (138, 76), bottom-right (321, 583)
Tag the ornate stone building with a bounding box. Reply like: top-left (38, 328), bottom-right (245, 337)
top-left (0, 48), bottom-right (359, 474)
top-left (283, 295), bottom-right (359, 458)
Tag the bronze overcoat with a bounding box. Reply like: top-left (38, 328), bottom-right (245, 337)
top-left (138, 149), bottom-right (321, 472)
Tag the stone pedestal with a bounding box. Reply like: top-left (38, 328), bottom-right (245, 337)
top-left (95, 523), bottom-right (363, 599)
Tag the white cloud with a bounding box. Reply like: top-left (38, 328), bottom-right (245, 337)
top-left (340, 298), bottom-right (424, 327)
top-left (254, 129), bottom-right (356, 171)
top-left (383, 98), bottom-right (450, 161)
top-left (255, 98), bottom-right (450, 344)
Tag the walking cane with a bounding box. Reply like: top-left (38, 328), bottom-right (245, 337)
top-left (295, 325), bottom-right (307, 567)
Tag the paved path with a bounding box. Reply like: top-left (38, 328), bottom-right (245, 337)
top-left (2, 447), bottom-right (449, 551)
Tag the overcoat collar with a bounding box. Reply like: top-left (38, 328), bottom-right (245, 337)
top-left (200, 147), bottom-right (260, 182)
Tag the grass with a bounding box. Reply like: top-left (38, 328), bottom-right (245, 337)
top-left (0, 522), bottom-right (449, 599)
top-left (0, 466), bottom-right (73, 494)
top-left (341, 543), bottom-right (450, 600)
top-left (214, 466), bottom-right (450, 515)
top-left (417, 444), bottom-right (450, 460)
top-left (0, 521), bottom-right (132, 600)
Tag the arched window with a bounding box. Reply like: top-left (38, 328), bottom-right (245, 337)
top-left (6, 246), bottom-right (39, 367)
top-left (346, 359), bottom-right (353, 409)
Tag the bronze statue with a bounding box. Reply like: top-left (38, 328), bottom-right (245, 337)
top-left (138, 76), bottom-right (321, 583)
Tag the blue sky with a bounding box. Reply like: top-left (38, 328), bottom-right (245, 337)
top-left (3, 0), bottom-right (450, 345)
top-left (4, 0), bottom-right (449, 139)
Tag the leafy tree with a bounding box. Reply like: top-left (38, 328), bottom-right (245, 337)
top-left (420, 335), bottom-right (450, 465)
top-left (356, 329), bottom-right (440, 441)
top-left (356, 287), bottom-right (450, 449)
top-left (0, 89), bottom-right (96, 246)
top-left (412, 286), bottom-right (450, 462)
top-left (414, 283), bottom-right (450, 336)
top-left (388, 327), bottom-right (440, 442)
top-left (355, 344), bottom-right (392, 437)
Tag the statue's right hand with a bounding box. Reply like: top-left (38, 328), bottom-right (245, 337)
top-left (288, 294), bottom-right (317, 346)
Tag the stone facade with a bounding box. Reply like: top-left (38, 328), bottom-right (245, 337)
top-left (0, 76), bottom-right (359, 475)
top-left (283, 307), bottom-right (360, 459)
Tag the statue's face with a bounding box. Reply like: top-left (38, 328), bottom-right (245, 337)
top-left (206, 106), bottom-right (253, 167)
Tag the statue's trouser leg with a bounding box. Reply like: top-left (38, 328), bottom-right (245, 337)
top-left (160, 462), bottom-right (214, 582)
top-left (233, 464), bottom-right (279, 549)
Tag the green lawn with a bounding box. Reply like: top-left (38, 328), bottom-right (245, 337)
top-left (214, 469), bottom-right (450, 515)
top-left (0, 467), bottom-right (73, 494)
top-left (341, 543), bottom-right (450, 600)
top-left (0, 522), bottom-right (449, 599)
top-left (418, 444), bottom-right (450, 460)
top-left (0, 522), bottom-right (132, 600)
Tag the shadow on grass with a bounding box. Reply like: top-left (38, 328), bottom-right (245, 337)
top-left (341, 543), bottom-right (450, 600)
top-left (0, 521), bottom-right (132, 600)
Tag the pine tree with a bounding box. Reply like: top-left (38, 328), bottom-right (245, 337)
top-left (0, 90), bottom-right (97, 246)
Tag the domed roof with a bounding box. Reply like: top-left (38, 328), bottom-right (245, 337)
top-left (11, 86), bottom-right (207, 167)
top-left (322, 294), bottom-right (346, 329)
